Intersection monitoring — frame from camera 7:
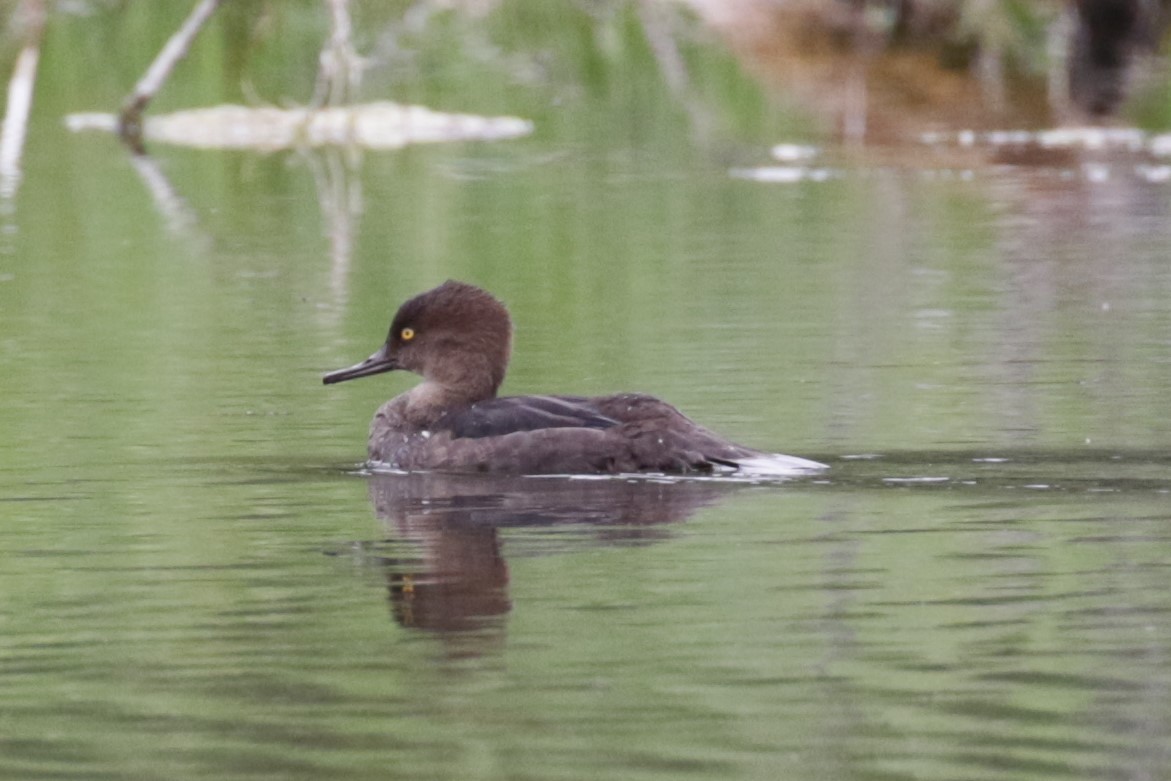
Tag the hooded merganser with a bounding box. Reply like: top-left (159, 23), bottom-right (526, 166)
top-left (323, 281), bottom-right (826, 476)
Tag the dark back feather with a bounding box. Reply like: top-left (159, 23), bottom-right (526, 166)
top-left (435, 395), bottom-right (619, 440)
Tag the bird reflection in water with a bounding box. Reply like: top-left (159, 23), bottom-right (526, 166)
top-left (358, 472), bottom-right (740, 647)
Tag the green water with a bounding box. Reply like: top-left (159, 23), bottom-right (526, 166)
top-left (3, 3), bottom-right (1171, 780)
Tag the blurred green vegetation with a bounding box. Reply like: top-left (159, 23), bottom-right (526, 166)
top-left (6, 0), bottom-right (1170, 129)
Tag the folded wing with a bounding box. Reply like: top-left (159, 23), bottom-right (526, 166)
top-left (436, 395), bottom-right (619, 440)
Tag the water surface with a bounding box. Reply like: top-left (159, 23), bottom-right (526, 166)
top-left (3, 3), bottom-right (1171, 780)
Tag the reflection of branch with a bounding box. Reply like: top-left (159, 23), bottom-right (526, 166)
top-left (126, 153), bottom-right (211, 251)
top-left (119, 0), bottom-right (226, 150)
top-left (300, 147), bottom-right (362, 305)
top-left (0, 0), bottom-right (46, 203)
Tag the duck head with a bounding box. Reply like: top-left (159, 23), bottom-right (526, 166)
top-left (323, 281), bottom-right (513, 402)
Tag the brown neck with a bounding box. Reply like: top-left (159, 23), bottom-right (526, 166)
top-left (424, 351), bottom-right (504, 404)
top-left (400, 379), bottom-right (492, 428)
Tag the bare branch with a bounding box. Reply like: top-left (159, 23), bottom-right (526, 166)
top-left (0, 0), bottom-right (47, 201)
top-left (119, 0), bottom-right (227, 150)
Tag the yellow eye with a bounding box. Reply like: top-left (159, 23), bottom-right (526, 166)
top-left (400, 327), bottom-right (415, 341)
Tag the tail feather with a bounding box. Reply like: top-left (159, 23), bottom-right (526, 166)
top-left (724, 453), bottom-right (827, 477)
